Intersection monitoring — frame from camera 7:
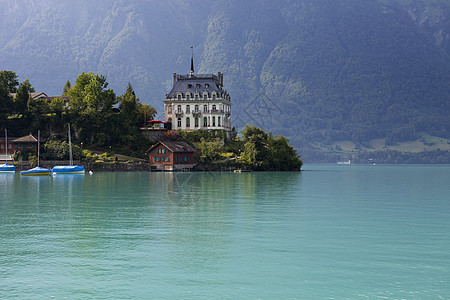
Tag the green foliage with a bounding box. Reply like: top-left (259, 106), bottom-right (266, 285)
top-left (179, 129), bottom-right (228, 144)
top-left (193, 137), bottom-right (222, 163)
top-left (69, 72), bottom-right (116, 114)
top-left (67, 72), bottom-right (118, 144)
top-left (0, 70), bottom-right (155, 159)
top-left (62, 80), bottom-right (71, 96)
top-left (82, 149), bottom-right (95, 160)
top-left (0, 85), bottom-right (12, 127)
top-left (0, 70), bottom-right (19, 93)
top-left (12, 150), bottom-right (35, 162)
top-left (43, 140), bottom-right (82, 160)
top-left (27, 97), bottom-right (50, 132)
top-left (239, 125), bottom-right (302, 170)
top-left (28, 153), bottom-right (38, 168)
top-left (14, 78), bottom-right (35, 114)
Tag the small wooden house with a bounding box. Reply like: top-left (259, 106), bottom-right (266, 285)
top-left (0, 134), bottom-right (38, 155)
top-left (147, 140), bottom-right (196, 171)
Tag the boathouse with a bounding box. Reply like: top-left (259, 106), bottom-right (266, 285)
top-left (147, 140), bottom-right (196, 171)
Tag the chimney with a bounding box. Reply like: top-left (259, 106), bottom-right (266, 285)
top-left (173, 73), bottom-right (177, 85)
top-left (218, 72), bottom-right (223, 88)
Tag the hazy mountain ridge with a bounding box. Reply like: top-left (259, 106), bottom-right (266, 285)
top-left (0, 0), bottom-right (449, 156)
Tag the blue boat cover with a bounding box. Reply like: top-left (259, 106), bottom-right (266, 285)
top-left (0, 163), bottom-right (16, 172)
top-left (21, 166), bottom-right (51, 175)
top-left (52, 165), bottom-right (85, 173)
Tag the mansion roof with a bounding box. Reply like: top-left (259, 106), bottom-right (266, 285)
top-left (166, 73), bottom-right (228, 99)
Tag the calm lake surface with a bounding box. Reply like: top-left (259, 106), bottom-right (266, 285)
top-left (1, 165), bottom-right (449, 299)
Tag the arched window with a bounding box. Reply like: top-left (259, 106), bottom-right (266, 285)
top-left (212, 116), bottom-right (216, 127)
top-left (186, 117), bottom-right (190, 127)
top-left (177, 118), bottom-right (181, 127)
top-left (218, 116), bottom-right (221, 127)
top-left (203, 117), bottom-right (208, 127)
top-left (195, 117), bottom-right (199, 127)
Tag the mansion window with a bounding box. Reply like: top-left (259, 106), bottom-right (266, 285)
top-left (203, 105), bottom-right (208, 112)
top-left (212, 116), bottom-right (216, 127)
top-left (195, 104), bottom-right (199, 112)
top-left (195, 117), bottom-right (199, 127)
top-left (177, 105), bottom-right (182, 113)
top-left (186, 105), bottom-right (190, 113)
top-left (212, 104), bottom-right (216, 112)
top-left (203, 117), bottom-right (208, 127)
top-left (168, 106), bottom-right (172, 113)
top-left (177, 118), bottom-right (182, 127)
top-left (186, 92), bottom-right (190, 101)
top-left (218, 116), bottom-right (221, 127)
top-left (186, 117), bottom-right (190, 127)
top-left (177, 94), bottom-right (181, 101)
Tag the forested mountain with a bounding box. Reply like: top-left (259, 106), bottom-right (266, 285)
top-left (1, 0), bottom-right (449, 159)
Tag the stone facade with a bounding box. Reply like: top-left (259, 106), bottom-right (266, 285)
top-left (164, 63), bottom-right (231, 137)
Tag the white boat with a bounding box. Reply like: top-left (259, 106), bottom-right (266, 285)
top-left (21, 130), bottom-right (50, 176)
top-left (0, 129), bottom-right (16, 173)
top-left (52, 124), bottom-right (85, 175)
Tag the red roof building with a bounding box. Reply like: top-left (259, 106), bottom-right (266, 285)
top-left (147, 140), bottom-right (196, 171)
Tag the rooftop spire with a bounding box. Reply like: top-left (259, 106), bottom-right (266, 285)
top-left (190, 46), bottom-right (194, 77)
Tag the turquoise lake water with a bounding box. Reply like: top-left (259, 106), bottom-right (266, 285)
top-left (1, 165), bottom-right (449, 299)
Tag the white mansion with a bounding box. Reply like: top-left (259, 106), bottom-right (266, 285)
top-left (163, 58), bottom-right (231, 136)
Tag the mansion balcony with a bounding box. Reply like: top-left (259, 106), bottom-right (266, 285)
top-left (175, 110), bottom-right (184, 117)
top-left (192, 110), bottom-right (202, 116)
top-left (210, 109), bottom-right (225, 114)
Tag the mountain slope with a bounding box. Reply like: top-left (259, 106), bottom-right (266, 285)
top-left (0, 0), bottom-right (449, 157)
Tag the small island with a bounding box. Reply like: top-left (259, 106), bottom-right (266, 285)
top-left (0, 68), bottom-right (302, 172)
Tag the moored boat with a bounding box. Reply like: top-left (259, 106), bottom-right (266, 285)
top-left (51, 165), bottom-right (85, 174)
top-left (0, 163), bottom-right (16, 173)
top-left (20, 130), bottom-right (50, 176)
top-left (20, 166), bottom-right (50, 176)
top-left (52, 124), bottom-right (85, 175)
top-left (0, 129), bottom-right (16, 173)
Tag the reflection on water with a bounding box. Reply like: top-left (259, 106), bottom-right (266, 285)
top-left (1, 167), bottom-right (449, 299)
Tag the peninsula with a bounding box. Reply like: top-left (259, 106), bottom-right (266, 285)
top-left (0, 69), bottom-right (302, 171)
